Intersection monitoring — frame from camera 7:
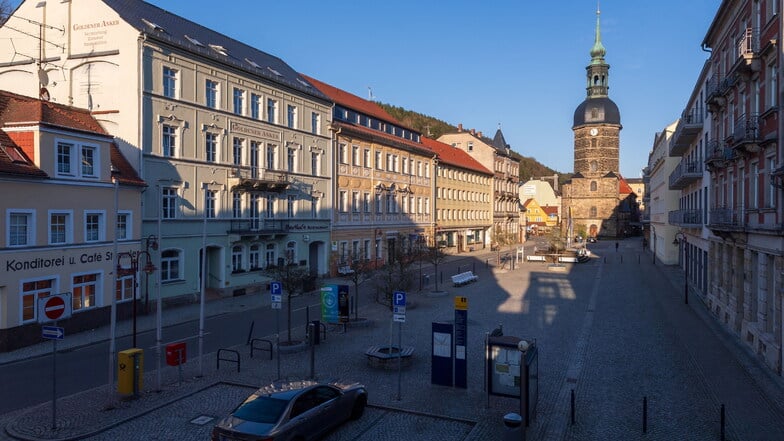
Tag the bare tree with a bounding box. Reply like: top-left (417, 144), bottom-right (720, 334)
top-left (373, 235), bottom-right (416, 309)
top-left (340, 250), bottom-right (376, 320)
top-left (493, 225), bottom-right (517, 264)
top-left (420, 243), bottom-right (447, 292)
top-left (264, 258), bottom-right (312, 344)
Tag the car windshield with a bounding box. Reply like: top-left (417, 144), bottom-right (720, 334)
top-left (232, 396), bottom-right (289, 424)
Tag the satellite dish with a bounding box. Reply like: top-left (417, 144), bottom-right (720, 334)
top-left (37, 68), bottom-right (49, 87)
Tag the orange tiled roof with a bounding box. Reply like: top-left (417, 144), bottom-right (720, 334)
top-left (0, 90), bottom-right (108, 135)
top-left (618, 175), bottom-right (634, 195)
top-left (301, 74), bottom-right (400, 125)
top-left (541, 206), bottom-right (559, 216)
top-left (419, 136), bottom-right (492, 175)
top-left (111, 143), bottom-right (146, 187)
top-left (0, 130), bottom-right (47, 178)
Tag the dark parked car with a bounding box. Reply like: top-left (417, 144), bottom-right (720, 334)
top-left (211, 380), bottom-right (367, 441)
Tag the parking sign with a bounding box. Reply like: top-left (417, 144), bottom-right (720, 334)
top-left (393, 291), bottom-right (406, 322)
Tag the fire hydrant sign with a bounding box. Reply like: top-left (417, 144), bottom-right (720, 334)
top-left (38, 293), bottom-right (72, 323)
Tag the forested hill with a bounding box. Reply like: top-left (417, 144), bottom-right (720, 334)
top-left (378, 102), bottom-right (571, 184)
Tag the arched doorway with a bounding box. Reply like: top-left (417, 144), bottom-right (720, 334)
top-left (589, 224), bottom-right (598, 238)
top-left (309, 241), bottom-right (326, 276)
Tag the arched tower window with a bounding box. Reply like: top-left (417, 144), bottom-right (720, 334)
top-left (590, 161), bottom-right (598, 172)
top-left (593, 75), bottom-right (600, 85)
top-left (590, 206), bottom-right (597, 217)
top-left (590, 181), bottom-right (597, 191)
top-left (591, 108), bottom-right (599, 119)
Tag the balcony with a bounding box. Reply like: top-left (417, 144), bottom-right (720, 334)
top-left (670, 108), bottom-right (705, 156)
top-left (704, 140), bottom-right (735, 171)
top-left (705, 75), bottom-right (726, 112)
top-left (228, 219), bottom-right (288, 237)
top-left (708, 207), bottom-right (744, 235)
top-left (730, 113), bottom-right (761, 154)
top-left (668, 160), bottom-right (703, 189)
top-left (668, 209), bottom-right (702, 228)
top-left (729, 28), bottom-right (761, 77)
top-left (229, 167), bottom-right (290, 193)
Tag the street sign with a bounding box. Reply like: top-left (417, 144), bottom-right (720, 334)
top-left (271, 294), bottom-right (282, 302)
top-left (272, 302), bottom-right (282, 309)
top-left (39, 293), bottom-right (72, 323)
top-left (270, 282), bottom-right (282, 295)
top-left (393, 291), bottom-right (406, 322)
top-left (42, 325), bottom-right (64, 340)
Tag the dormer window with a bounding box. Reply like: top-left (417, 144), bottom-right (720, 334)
top-left (141, 18), bottom-right (166, 33)
top-left (184, 35), bottom-right (204, 47)
top-left (245, 58), bottom-right (260, 68)
top-left (209, 44), bottom-right (228, 56)
top-left (267, 67), bottom-right (282, 77)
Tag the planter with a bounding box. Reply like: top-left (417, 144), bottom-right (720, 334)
top-left (365, 345), bottom-right (414, 370)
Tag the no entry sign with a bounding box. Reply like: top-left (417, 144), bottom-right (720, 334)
top-left (39, 293), bottom-right (72, 323)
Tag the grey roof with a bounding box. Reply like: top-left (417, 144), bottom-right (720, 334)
top-left (102, 0), bottom-right (326, 101)
top-left (573, 96), bottom-right (621, 128)
top-left (492, 129), bottom-right (509, 150)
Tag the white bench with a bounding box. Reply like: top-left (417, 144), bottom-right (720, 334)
top-left (526, 255), bottom-right (546, 262)
top-left (451, 271), bottom-right (478, 286)
top-left (558, 256), bottom-right (579, 263)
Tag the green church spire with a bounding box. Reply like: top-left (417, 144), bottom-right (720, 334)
top-left (590, 3), bottom-right (606, 63)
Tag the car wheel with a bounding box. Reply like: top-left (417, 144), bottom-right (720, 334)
top-left (350, 395), bottom-right (367, 420)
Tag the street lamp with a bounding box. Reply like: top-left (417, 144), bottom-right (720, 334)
top-left (673, 232), bottom-right (687, 305)
top-left (143, 235), bottom-right (158, 313)
top-left (117, 249), bottom-right (157, 348)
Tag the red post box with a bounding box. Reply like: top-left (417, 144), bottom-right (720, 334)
top-left (165, 342), bottom-right (186, 366)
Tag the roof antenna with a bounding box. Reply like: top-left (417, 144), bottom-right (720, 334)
top-left (367, 87), bottom-right (376, 101)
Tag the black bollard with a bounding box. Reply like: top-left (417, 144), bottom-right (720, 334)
top-left (643, 396), bottom-right (647, 433)
top-left (440, 271), bottom-right (443, 284)
top-left (457, 265), bottom-right (460, 274)
top-left (721, 404), bottom-right (725, 441)
top-left (620, 255), bottom-right (623, 264)
top-left (570, 389), bottom-right (575, 425)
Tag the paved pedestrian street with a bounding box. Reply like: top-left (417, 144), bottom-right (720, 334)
top-left (2, 242), bottom-right (784, 440)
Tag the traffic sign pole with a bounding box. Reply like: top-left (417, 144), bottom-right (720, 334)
top-left (51, 322), bottom-right (57, 430)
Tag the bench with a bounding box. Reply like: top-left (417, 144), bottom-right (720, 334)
top-left (451, 271), bottom-right (478, 286)
top-left (526, 255), bottom-right (546, 262)
top-left (558, 256), bottom-right (579, 263)
top-left (366, 345), bottom-right (415, 370)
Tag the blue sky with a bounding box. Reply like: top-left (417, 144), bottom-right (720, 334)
top-left (17, 0), bottom-right (720, 178)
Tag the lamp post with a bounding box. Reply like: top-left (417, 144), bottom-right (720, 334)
top-left (143, 235), bottom-right (158, 313)
top-left (674, 231), bottom-right (687, 305)
top-left (117, 249), bottom-right (157, 348)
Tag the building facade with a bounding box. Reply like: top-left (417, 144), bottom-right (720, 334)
top-left (304, 76), bottom-right (433, 273)
top-left (0, 0), bottom-right (333, 304)
top-left (438, 126), bottom-right (522, 246)
top-left (561, 8), bottom-right (638, 240)
top-left (0, 91), bottom-right (144, 351)
top-left (701, 0), bottom-right (783, 374)
top-left (645, 121), bottom-right (681, 265)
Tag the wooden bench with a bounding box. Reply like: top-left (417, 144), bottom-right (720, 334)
top-left (558, 256), bottom-right (579, 263)
top-left (451, 271), bottom-right (478, 286)
top-left (526, 255), bottom-right (546, 262)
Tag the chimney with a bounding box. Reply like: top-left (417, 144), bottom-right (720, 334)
top-left (457, 123), bottom-right (463, 132)
top-left (470, 128), bottom-right (476, 136)
top-left (478, 131), bottom-right (483, 138)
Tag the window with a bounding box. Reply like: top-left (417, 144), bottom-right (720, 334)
top-left (287, 195), bottom-right (295, 218)
top-left (287, 105), bottom-right (297, 128)
top-left (206, 79), bottom-right (219, 108)
top-left (8, 210), bottom-right (34, 247)
top-left (285, 241), bottom-right (296, 264)
top-left (233, 87), bottom-right (245, 115)
top-left (265, 243), bottom-right (276, 267)
top-left (266, 195), bottom-right (275, 218)
top-left (339, 143), bottom-right (348, 164)
top-left (205, 133), bottom-right (217, 162)
top-left (769, 63), bottom-right (777, 109)
top-left (375, 151), bottom-right (383, 169)
top-left (750, 162), bottom-right (759, 208)
top-left (250, 141), bottom-right (260, 177)
top-left (21, 278), bottom-right (54, 322)
top-left (386, 193), bottom-right (395, 213)
top-left (72, 273), bottom-right (98, 311)
top-left (590, 206), bottom-right (597, 217)
top-left (311, 152), bottom-right (319, 176)
top-left (468, 142), bottom-right (473, 152)
top-left (232, 245), bottom-right (244, 272)
top-left (160, 249), bottom-right (181, 282)
top-left (163, 66), bottom-right (178, 98)
top-left (49, 211), bottom-right (71, 245)
top-left (352, 145), bottom-right (360, 165)
top-left (81, 146), bottom-right (96, 177)
top-left (590, 181), bottom-right (597, 191)
top-left (311, 112), bottom-right (320, 134)
top-left (161, 187), bottom-right (177, 219)
top-left (251, 93), bottom-right (261, 119)
top-left (339, 190), bottom-right (348, 213)
top-left (205, 190), bottom-right (217, 218)
top-left (249, 244), bottom-right (261, 270)
top-left (233, 137), bottom-right (243, 165)
top-left (267, 144), bottom-right (277, 170)
top-left (363, 149), bottom-right (370, 168)
top-left (162, 124), bottom-right (177, 157)
top-left (311, 197), bottom-right (319, 218)
top-left (375, 193), bottom-right (382, 213)
top-left (352, 191), bottom-right (360, 213)
top-left (251, 195), bottom-right (261, 228)
top-left (232, 192), bottom-right (242, 218)
top-left (116, 212), bottom-right (130, 241)
top-left (84, 212), bottom-right (103, 242)
top-left (287, 147), bottom-right (296, 172)
top-left (116, 275), bottom-right (134, 302)
top-left (57, 142), bottom-right (73, 174)
top-left (767, 157), bottom-right (776, 208)
top-left (363, 193), bottom-right (371, 213)
top-left (267, 98), bottom-right (278, 124)
top-left (386, 153), bottom-right (392, 171)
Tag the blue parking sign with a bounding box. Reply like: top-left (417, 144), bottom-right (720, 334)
top-left (393, 291), bottom-right (406, 307)
top-left (270, 281), bottom-right (282, 295)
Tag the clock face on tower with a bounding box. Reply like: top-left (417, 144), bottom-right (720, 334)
top-left (589, 128), bottom-right (598, 136)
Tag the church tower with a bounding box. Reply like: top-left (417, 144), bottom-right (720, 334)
top-left (572, 6), bottom-right (621, 175)
top-left (562, 6), bottom-right (636, 240)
